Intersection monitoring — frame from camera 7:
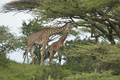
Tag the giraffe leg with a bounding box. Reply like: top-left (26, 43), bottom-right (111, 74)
top-left (40, 43), bottom-right (47, 65)
top-left (58, 53), bottom-right (62, 65)
top-left (49, 48), bottom-right (54, 65)
top-left (23, 42), bottom-right (34, 64)
top-left (23, 46), bottom-right (31, 64)
top-left (30, 45), bottom-right (35, 65)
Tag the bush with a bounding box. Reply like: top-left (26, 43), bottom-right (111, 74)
top-left (0, 53), bottom-right (9, 68)
top-left (0, 63), bottom-right (72, 80)
top-left (33, 64), bottom-right (72, 80)
top-left (63, 71), bottom-right (120, 80)
top-left (62, 42), bottom-right (120, 73)
top-left (1, 62), bottom-right (120, 80)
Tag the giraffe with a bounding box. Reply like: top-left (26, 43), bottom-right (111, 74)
top-left (23, 22), bottom-right (77, 65)
top-left (49, 25), bottom-right (74, 65)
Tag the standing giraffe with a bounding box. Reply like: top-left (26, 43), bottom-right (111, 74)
top-left (49, 25), bottom-right (74, 65)
top-left (23, 22), bottom-right (76, 65)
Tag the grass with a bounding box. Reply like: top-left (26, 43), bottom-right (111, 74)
top-left (0, 62), bottom-right (71, 80)
top-left (0, 62), bottom-right (120, 80)
top-left (0, 63), bottom-right (40, 80)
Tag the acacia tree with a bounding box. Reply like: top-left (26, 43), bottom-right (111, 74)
top-left (37, 0), bottom-right (120, 44)
top-left (2, 0), bottom-right (120, 44)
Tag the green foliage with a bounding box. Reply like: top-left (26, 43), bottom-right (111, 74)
top-left (0, 53), bottom-right (9, 68)
top-left (60, 38), bottom-right (120, 73)
top-left (3, 0), bottom-right (120, 13)
top-left (3, 0), bottom-right (120, 44)
top-left (3, 0), bottom-right (120, 43)
top-left (0, 63), bottom-right (71, 80)
top-left (61, 38), bottom-right (96, 72)
top-left (64, 71), bottom-right (120, 80)
top-left (0, 26), bottom-right (20, 68)
top-left (0, 26), bottom-right (19, 53)
top-left (0, 62), bottom-right (120, 80)
top-left (21, 18), bottom-right (47, 37)
top-left (35, 0), bottom-right (120, 19)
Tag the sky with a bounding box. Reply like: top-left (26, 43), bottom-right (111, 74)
top-left (0, 0), bottom-right (33, 35)
top-left (0, 0), bottom-right (33, 63)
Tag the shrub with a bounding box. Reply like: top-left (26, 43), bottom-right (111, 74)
top-left (63, 71), bottom-right (120, 80)
top-left (62, 42), bottom-right (120, 73)
top-left (0, 53), bottom-right (9, 68)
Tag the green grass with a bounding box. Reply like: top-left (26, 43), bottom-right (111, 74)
top-left (0, 63), bottom-right (40, 80)
top-left (0, 62), bottom-right (120, 80)
top-left (0, 62), bottom-right (71, 80)
top-left (64, 72), bottom-right (120, 80)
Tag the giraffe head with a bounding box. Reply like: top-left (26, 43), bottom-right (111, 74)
top-left (66, 22), bottom-right (77, 31)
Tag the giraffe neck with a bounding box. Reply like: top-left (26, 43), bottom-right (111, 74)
top-left (50, 24), bottom-right (68, 35)
top-left (58, 31), bottom-right (68, 43)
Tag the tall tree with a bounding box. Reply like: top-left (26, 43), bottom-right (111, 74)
top-left (2, 0), bottom-right (120, 44)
